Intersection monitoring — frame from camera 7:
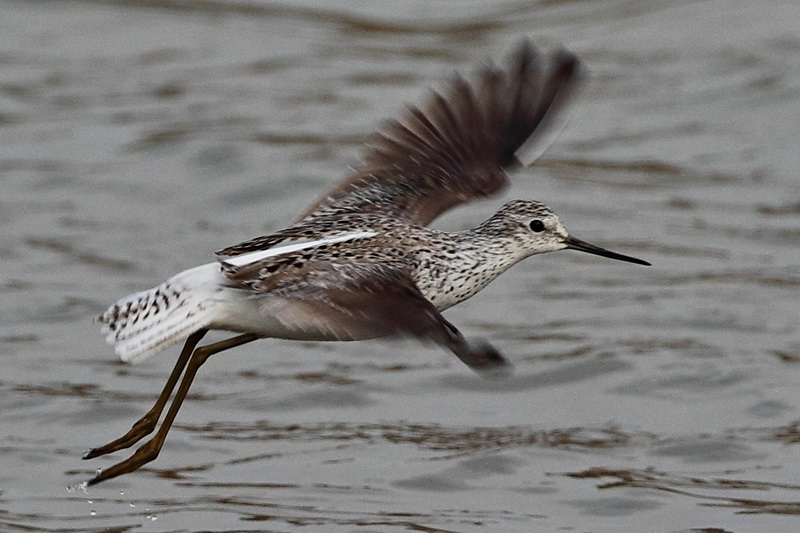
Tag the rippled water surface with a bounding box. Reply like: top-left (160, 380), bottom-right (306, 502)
top-left (2, 0), bottom-right (799, 531)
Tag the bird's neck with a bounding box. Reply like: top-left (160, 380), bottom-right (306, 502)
top-left (413, 227), bottom-right (523, 311)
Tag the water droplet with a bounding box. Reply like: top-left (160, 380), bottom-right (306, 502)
top-left (67, 481), bottom-right (89, 494)
top-left (144, 506), bottom-right (158, 521)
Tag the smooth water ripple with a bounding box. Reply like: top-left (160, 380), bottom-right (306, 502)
top-left (1, 0), bottom-right (799, 531)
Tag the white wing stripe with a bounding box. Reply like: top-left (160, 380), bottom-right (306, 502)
top-left (223, 231), bottom-right (378, 267)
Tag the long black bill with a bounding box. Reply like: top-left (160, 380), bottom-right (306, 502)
top-left (564, 236), bottom-right (650, 266)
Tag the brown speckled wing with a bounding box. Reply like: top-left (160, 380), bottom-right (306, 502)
top-left (225, 254), bottom-right (510, 374)
top-left (263, 264), bottom-right (441, 340)
top-left (215, 215), bottom-right (377, 259)
top-left (295, 40), bottom-right (582, 227)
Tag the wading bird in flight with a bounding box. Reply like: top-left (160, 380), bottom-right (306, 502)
top-left (84, 39), bottom-right (649, 486)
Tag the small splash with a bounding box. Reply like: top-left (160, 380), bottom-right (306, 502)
top-left (67, 481), bottom-right (89, 494)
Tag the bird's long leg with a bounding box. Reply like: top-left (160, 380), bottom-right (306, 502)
top-left (84, 329), bottom-right (209, 460)
top-left (86, 332), bottom-right (260, 486)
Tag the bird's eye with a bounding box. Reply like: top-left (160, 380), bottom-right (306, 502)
top-left (529, 219), bottom-right (546, 233)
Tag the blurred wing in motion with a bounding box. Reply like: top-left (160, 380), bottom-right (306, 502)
top-left (295, 40), bottom-right (583, 227)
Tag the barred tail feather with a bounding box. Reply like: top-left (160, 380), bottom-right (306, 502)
top-left (98, 263), bottom-right (222, 364)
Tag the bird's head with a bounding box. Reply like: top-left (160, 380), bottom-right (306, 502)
top-left (484, 199), bottom-right (650, 266)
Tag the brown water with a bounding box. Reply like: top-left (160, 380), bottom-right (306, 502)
top-left (2, 0), bottom-right (799, 531)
